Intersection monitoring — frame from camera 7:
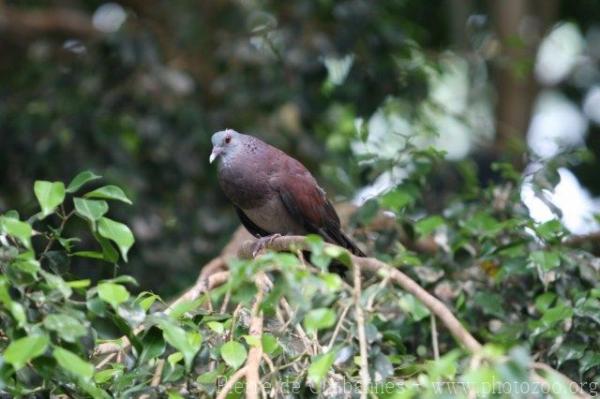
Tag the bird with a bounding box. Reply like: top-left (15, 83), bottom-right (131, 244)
top-left (210, 129), bottom-right (365, 258)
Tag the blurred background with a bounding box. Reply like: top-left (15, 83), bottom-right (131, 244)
top-left (1, 0), bottom-right (599, 296)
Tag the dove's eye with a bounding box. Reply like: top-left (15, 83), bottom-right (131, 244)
top-left (225, 136), bottom-right (232, 144)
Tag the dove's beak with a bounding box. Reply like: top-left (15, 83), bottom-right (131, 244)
top-left (209, 147), bottom-right (222, 164)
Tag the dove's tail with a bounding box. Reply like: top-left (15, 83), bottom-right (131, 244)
top-left (336, 230), bottom-right (366, 257)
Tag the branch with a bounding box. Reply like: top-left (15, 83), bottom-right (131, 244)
top-left (215, 273), bottom-right (267, 399)
top-left (0, 5), bottom-right (99, 38)
top-left (216, 366), bottom-right (247, 399)
top-left (352, 262), bottom-right (370, 399)
top-left (245, 274), bottom-right (266, 399)
top-left (238, 235), bottom-right (592, 398)
top-left (238, 235), bottom-right (482, 353)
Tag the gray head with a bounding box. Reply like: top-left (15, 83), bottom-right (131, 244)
top-left (209, 129), bottom-right (246, 164)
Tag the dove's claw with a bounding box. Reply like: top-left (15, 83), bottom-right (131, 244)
top-left (252, 234), bottom-right (282, 257)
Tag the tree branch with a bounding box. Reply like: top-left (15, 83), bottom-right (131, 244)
top-left (238, 235), bottom-right (483, 353)
top-left (245, 274), bottom-right (266, 399)
top-left (352, 262), bottom-right (370, 399)
top-left (238, 235), bottom-right (592, 398)
top-left (0, 5), bottom-right (99, 38)
top-left (216, 366), bottom-right (247, 399)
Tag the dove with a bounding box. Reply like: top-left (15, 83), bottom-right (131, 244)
top-left (210, 129), bottom-right (365, 257)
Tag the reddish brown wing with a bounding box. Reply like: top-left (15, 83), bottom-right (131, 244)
top-left (271, 158), bottom-right (365, 256)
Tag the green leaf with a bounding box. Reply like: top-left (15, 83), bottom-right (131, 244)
top-left (303, 308), bottom-right (336, 334)
top-left (399, 293), bottom-right (431, 321)
top-left (12, 257), bottom-right (40, 277)
top-left (426, 350), bottom-right (461, 381)
top-left (67, 171), bottom-right (102, 193)
top-left (220, 341), bottom-right (247, 370)
top-left (243, 335), bottom-right (261, 347)
top-left (197, 369), bottom-right (221, 385)
top-left (535, 292), bottom-right (556, 313)
top-left (323, 245), bottom-right (352, 267)
top-left (74, 198), bottom-right (108, 228)
top-left (0, 276), bottom-right (26, 326)
top-left (93, 233), bottom-right (119, 263)
top-left (97, 217), bottom-right (134, 262)
top-left (535, 219), bottom-right (564, 242)
top-left (415, 215), bottom-right (445, 237)
top-left (44, 314), bottom-right (87, 342)
top-left (541, 304), bottom-right (573, 326)
top-left (101, 275), bottom-right (139, 286)
top-left (168, 391), bottom-right (185, 399)
top-left (207, 321), bottom-right (225, 334)
top-left (139, 328), bottom-right (166, 364)
top-left (307, 349), bottom-right (337, 386)
top-left (94, 368), bottom-right (120, 384)
top-left (136, 291), bottom-right (161, 311)
top-left (53, 347), bottom-right (94, 381)
top-left (529, 250), bottom-right (561, 271)
top-left (85, 185), bottom-right (132, 205)
top-left (168, 297), bottom-right (204, 319)
top-left (72, 251), bottom-right (105, 260)
top-left (4, 334), bottom-right (49, 370)
top-left (473, 292), bottom-right (504, 318)
top-left (168, 351), bottom-right (184, 367)
top-left (98, 282), bottom-right (130, 309)
top-left (159, 320), bottom-right (202, 371)
top-left (462, 212), bottom-right (503, 237)
top-left (380, 184), bottom-right (419, 211)
top-left (462, 365), bottom-right (498, 396)
top-left (261, 334), bottom-right (280, 355)
top-left (320, 273), bottom-right (343, 292)
top-left (68, 279), bottom-right (91, 289)
top-left (41, 270), bottom-right (72, 299)
top-left (0, 216), bottom-right (32, 249)
top-left (34, 180), bottom-right (66, 217)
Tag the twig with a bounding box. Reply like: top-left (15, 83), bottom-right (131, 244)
top-left (199, 257), bottom-right (227, 282)
top-left (216, 366), bottom-right (247, 399)
top-left (139, 359), bottom-right (166, 399)
top-left (431, 315), bottom-right (439, 360)
top-left (238, 236), bottom-right (482, 353)
top-left (220, 288), bottom-right (231, 313)
top-left (216, 273), bottom-right (267, 399)
top-left (151, 359), bottom-right (165, 387)
top-left (279, 297), bottom-right (314, 355)
top-left (245, 274), bottom-right (266, 399)
top-left (326, 302), bottom-right (352, 350)
top-left (39, 209), bottom-right (73, 259)
top-left (237, 235), bottom-right (591, 398)
top-left (94, 353), bottom-right (116, 370)
top-left (365, 273), bottom-right (390, 312)
top-left (0, 5), bottom-right (100, 38)
top-left (167, 270), bottom-right (229, 313)
top-left (228, 304), bottom-right (243, 341)
top-left (262, 351), bottom-right (308, 380)
top-left (352, 262), bottom-right (370, 399)
top-left (263, 352), bottom-right (284, 399)
top-left (563, 231), bottom-right (600, 247)
top-left (262, 353), bottom-right (276, 375)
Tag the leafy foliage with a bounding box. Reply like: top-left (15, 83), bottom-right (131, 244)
top-left (2, 1), bottom-right (600, 397)
top-left (1, 156), bottom-right (598, 397)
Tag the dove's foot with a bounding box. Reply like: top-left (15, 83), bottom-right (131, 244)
top-left (252, 234), bottom-right (282, 257)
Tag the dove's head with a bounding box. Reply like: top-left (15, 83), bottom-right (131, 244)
top-left (209, 129), bottom-right (246, 164)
